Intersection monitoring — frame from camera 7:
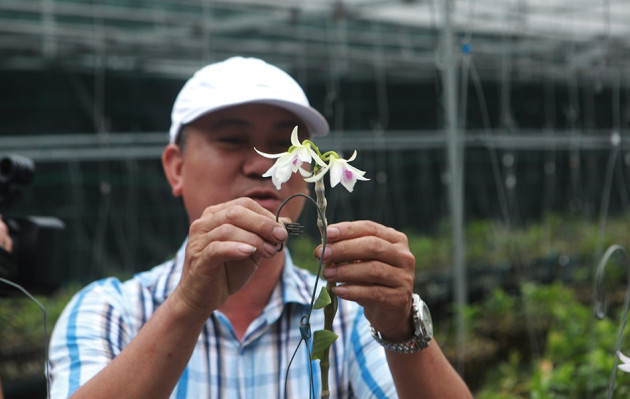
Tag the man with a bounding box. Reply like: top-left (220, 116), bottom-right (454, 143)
top-left (49, 57), bottom-right (472, 398)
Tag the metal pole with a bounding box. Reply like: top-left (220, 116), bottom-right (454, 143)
top-left (442, 0), bottom-right (467, 372)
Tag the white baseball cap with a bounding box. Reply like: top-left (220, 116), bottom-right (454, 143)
top-left (169, 56), bottom-right (329, 143)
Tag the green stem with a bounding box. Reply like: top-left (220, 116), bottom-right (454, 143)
top-left (314, 179), bottom-right (337, 399)
top-left (302, 140), bottom-right (338, 163)
top-left (320, 281), bottom-right (338, 399)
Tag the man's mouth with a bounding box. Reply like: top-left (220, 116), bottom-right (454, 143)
top-left (247, 191), bottom-right (278, 201)
top-left (249, 193), bottom-right (277, 201)
top-left (246, 190), bottom-right (281, 208)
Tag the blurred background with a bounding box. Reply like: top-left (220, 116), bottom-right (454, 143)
top-left (2, 0), bottom-right (630, 397)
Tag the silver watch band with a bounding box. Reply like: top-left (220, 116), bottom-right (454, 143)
top-left (369, 294), bottom-right (429, 354)
top-left (369, 326), bottom-right (424, 353)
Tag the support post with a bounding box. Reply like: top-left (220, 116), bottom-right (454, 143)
top-left (442, 0), bottom-right (467, 373)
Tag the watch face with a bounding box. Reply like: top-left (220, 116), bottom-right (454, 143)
top-left (420, 301), bottom-right (433, 338)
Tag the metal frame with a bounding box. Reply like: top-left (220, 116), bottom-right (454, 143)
top-left (1, 0), bottom-right (629, 84)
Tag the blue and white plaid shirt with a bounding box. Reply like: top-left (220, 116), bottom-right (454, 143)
top-left (49, 242), bottom-right (398, 398)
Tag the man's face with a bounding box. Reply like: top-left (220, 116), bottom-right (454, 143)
top-left (168, 103), bottom-right (310, 224)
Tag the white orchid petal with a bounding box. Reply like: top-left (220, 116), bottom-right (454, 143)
top-left (255, 147), bottom-right (285, 159)
top-left (618, 351), bottom-right (630, 373)
top-left (333, 160), bottom-right (369, 192)
top-left (271, 178), bottom-right (283, 190)
top-left (346, 164), bottom-right (369, 179)
top-left (261, 154), bottom-right (296, 189)
top-left (271, 178), bottom-right (282, 190)
top-left (288, 154), bottom-right (303, 172)
top-left (346, 150), bottom-right (358, 162)
top-left (618, 351), bottom-right (630, 364)
top-left (281, 151), bottom-right (298, 163)
top-left (271, 166), bottom-right (292, 190)
top-left (262, 161), bottom-right (279, 178)
top-left (299, 166), bottom-right (313, 177)
top-left (262, 168), bottom-right (273, 178)
top-left (290, 126), bottom-right (301, 146)
top-left (309, 148), bottom-right (326, 167)
top-left (341, 179), bottom-right (355, 192)
top-left (328, 161), bottom-right (343, 188)
top-left (304, 167), bottom-right (329, 183)
top-left (296, 147), bottom-right (313, 164)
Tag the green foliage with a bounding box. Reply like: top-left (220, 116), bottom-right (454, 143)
top-left (287, 235), bottom-right (320, 274)
top-left (0, 284), bottom-right (79, 380)
top-left (474, 283), bottom-right (630, 398)
top-left (403, 212), bottom-right (630, 275)
top-left (405, 232), bottom-right (452, 270)
top-left (313, 287), bottom-right (332, 309)
top-left (311, 329), bottom-right (338, 361)
top-left (286, 212), bottom-right (630, 280)
top-left (0, 285), bottom-right (77, 349)
top-left (7, 212), bottom-right (630, 394)
top-left (286, 213), bottom-right (630, 397)
top-left (476, 351), bottom-right (531, 399)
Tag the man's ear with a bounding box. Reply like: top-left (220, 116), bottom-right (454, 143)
top-left (162, 144), bottom-right (184, 197)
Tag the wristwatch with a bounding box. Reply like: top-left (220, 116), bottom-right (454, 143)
top-left (370, 293), bottom-right (433, 354)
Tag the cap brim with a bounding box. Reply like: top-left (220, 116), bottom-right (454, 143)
top-left (257, 99), bottom-right (329, 137)
top-left (171, 99), bottom-right (329, 143)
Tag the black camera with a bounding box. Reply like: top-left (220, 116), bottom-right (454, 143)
top-left (0, 153), bottom-right (65, 294)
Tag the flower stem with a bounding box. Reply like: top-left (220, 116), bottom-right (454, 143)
top-left (315, 178), bottom-right (327, 235)
top-left (314, 179), bottom-right (337, 399)
top-left (320, 280), bottom-right (338, 399)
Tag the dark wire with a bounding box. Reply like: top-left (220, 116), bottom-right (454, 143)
top-left (0, 276), bottom-right (51, 399)
top-left (277, 193), bottom-right (327, 399)
top-left (276, 193), bottom-right (328, 324)
top-left (284, 328), bottom-right (316, 399)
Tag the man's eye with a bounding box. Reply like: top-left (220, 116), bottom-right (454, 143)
top-left (217, 137), bottom-right (247, 145)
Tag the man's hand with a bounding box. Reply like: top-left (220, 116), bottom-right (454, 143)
top-left (0, 215), bottom-right (13, 253)
top-left (317, 220), bottom-right (416, 342)
top-left (173, 198), bottom-right (288, 318)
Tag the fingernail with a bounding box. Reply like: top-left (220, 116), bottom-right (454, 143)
top-left (323, 267), bottom-right (336, 279)
top-left (238, 244), bottom-right (257, 254)
top-left (273, 226), bottom-right (288, 241)
top-left (332, 285), bottom-right (347, 295)
top-left (327, 227), bottom-right (339, 239)
top-left (263, 242), bottom-right (277, 256)
top-left (315, 246), bottom-right (332, 260)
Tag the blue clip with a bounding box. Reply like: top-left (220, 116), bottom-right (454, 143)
top-left (299, 324), bottom-right (311, 339)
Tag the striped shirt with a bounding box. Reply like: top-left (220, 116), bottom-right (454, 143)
top-left (49, 242), bottom-right (398, 398)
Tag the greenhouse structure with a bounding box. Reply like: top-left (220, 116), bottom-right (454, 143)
top-left (2, 0), bottom-right (630, 397)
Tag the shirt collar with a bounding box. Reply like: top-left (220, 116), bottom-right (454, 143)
top-left (279, 249), bottom-right (316, 307)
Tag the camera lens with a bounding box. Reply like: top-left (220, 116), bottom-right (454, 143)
top-left (0, 154), bottom-right (35, 185)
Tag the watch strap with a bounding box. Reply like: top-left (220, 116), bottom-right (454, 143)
top-left (370, 293), bottom-right (430, 354)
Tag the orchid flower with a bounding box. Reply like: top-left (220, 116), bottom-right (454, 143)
top-left (257, 125), bottom-right (368, 399)
top-left (256, 125), bottom-right (368, 192)
top-left (255, 126), bottom-right (324, 190)
top-left (618, 351), bottom-right (630, 373)
top-left (305, 151), bottom-right (369, 192)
